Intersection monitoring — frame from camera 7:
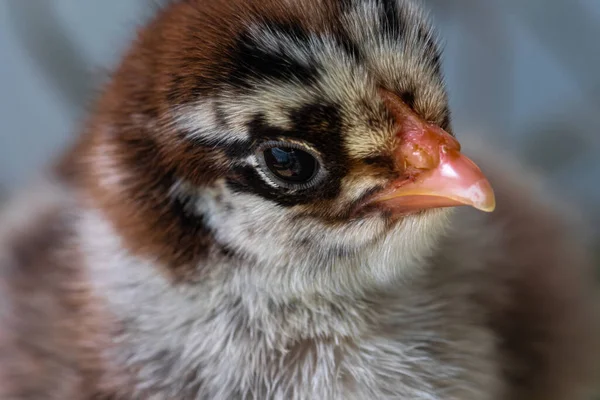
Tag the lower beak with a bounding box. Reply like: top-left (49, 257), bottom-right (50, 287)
top-left (372, 90), bottom-right (496, 214)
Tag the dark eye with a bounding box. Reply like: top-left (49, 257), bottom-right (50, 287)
top-left (263, 146), bottom-right (318, 182)
top-left (257, 143), bottom-right (322, 189)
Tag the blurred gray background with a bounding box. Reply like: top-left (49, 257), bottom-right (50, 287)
top-left (1, 0), bottom-right (599, 245)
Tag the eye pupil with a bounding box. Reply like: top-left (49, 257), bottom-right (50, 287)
top-left (263, 146), bottom-right (318, 183)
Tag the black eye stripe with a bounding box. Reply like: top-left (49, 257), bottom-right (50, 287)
top-left (247, 102), bottom-right (344, 154)
top-left (228, 103), bottom-right (346, 206)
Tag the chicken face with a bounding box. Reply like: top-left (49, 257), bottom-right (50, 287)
top-left (85, 0), bottom-right (493, 292)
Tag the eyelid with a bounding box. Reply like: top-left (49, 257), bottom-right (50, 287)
top-left (256, 139), bottom-right (320, 156)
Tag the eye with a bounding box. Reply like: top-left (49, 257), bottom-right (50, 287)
top-left (256, 142), bottom-right (322, 189)
top-left (264, 147), bottom-right (317, 182)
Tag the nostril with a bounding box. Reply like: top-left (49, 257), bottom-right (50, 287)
top-left (400, 142), bottom-right (437, 170)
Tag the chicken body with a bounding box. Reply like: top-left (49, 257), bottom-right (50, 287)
top-left (0, 0), bottom-right (597, 399)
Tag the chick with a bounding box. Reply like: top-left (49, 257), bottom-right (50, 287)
top-left (0, 0), bottom-right (597, 399)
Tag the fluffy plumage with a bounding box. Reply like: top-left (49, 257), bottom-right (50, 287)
top-left (0, 0), bottom-right (598, 399)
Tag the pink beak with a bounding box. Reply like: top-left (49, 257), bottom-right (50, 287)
top-left (372, 90), bottom-right (496, 214)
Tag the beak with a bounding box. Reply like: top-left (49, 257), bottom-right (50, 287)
top-left (372, 90), bottom-right (495, 214)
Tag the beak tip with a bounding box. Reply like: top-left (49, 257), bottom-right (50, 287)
top-left (476, 201), bottom-right (496, 213)
top-left (473, 181), bottom-right (496, 213)
top-left (466, 180), bottom-right (496, 213)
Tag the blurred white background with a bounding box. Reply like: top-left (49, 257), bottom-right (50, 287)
top-left (1, 0), bottom-right (599, 249)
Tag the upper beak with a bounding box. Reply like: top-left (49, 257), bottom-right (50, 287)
top-left (371, 90), bottom-right (495, 214)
